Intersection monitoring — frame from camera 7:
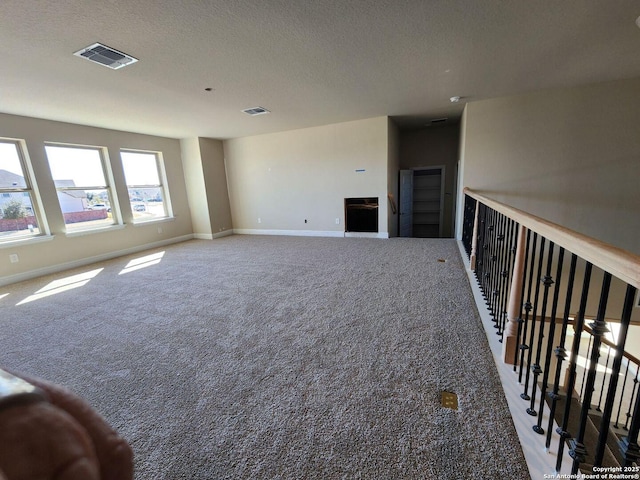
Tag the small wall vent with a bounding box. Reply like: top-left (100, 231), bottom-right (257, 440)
top-left (242, 107), bottom-right (270, 116)
top-left (73, 43), bottom-right (138, 70)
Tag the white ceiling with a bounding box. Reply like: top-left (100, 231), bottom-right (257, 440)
top-left (2, 1), bottom-right (640, 139)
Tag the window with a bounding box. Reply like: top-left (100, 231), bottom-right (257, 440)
top-left (120, 150), bottom-right (170, 222)
top-left (45, 144), bottom-right (116, 231)
top-left (0, 140), bottom-right (43, 241)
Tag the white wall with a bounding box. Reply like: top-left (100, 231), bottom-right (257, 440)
top-left (457, 77), bottom-right (640, 256)
top-left (0, 113), bottom-right (193, 284)
top-left (224, 117), bottom-right (389, 237)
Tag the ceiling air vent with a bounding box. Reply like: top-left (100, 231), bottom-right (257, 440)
top-left (242, 107), bottom-right (270, 116)
top-left (73, 43), bottom-right (138, 70)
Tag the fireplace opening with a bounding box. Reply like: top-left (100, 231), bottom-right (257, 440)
top-left (345, 197), bottom-right (378, 233)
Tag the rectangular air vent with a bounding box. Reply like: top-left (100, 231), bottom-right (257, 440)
top-left (73, 43), bottom-right (138, 70)
top-left (242, 107), bottom-right (270, 116)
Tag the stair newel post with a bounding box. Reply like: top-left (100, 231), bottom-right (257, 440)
top-left (502, 224), bottom-right (527, 364)
top-left (469, 198), bottom-right (480, 271)
top-left (555, 261), bottom-right (592, 474)
top-left (570, 272), bottom-right (612, 475)
top-left (546, 253), bottom-right (578, 450)
top-left (597, 285), bottom-right (637, 466)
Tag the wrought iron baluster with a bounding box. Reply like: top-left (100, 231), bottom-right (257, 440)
top-left (522, 236), bottom-right (547, 402)
top-left (527, 240), bottom-right (556, 418)
top-left (620, 288), bottom-right (640, 467)
top-left (595, 345), bottom-right (613, 413)
top-left (615, 361), bottom-right (631, 429)
top-left (595, 285), bottom-right (637, 466)
top-left (624, 367), bottom-right (640, 431)
top-left (534, 246), bottom-right (564, 434)
top-left (493, 211), bottom-right (507, 332)
top-left (497, 217), bottom-right (515, 339)
top-left (546, 253), bottom-right (578, 450)
top-left (580, 335), bottom-right (593, 400)
top-left (555, 261), bottom-right (592, 474)
top-left (570, 272), bottom-right (612, 475)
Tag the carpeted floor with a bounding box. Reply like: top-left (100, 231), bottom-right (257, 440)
top-left (0, 236), bottom-right (530, 479)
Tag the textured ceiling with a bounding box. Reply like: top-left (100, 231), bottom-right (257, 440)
top-left (1, 1), bottom-right (640, 139)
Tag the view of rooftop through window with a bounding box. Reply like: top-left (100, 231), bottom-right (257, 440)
top-left (121, 150), bottom-right (169, 221)
top-left (45, 145), bottom-right (115, 231)
top-left (0, 140), bottom-right (40, 240)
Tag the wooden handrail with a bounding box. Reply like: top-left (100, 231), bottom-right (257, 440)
top-left (464, 188), bottom-right (640, 290)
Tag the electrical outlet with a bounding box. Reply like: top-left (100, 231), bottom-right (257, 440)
top-left (335, 218), bottom-right (340, 224)
top-left (9, 254), bottom-right (19, 264)
top-left (157, 227), bottom-right (163, 234)
top-left (258, 218), bottom-right (261, 224)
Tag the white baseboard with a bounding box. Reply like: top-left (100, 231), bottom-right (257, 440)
top-left (0, 234), bottom-right (194, 287)
top-left (344, 232), bottom-right (389, 239)
top-left (233, 229), bottom-right (345, 238)
top-left (212, 229), bottom-right (234, 239)
top-left (233, 229), bottom-right (390, 239)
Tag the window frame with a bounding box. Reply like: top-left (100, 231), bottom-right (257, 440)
top-left (120, 149), bottom-right (173, 223)
top-left (0, 138), bottom-right (49, 244)
top-left (44, 142), bottom-right (121, 233)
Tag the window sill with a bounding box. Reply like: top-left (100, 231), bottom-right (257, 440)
top-left (65, 224), bottom-right (125, 238)
top-left (131, 216), bottom-right (175, 227)
top-left (0, 234), bottom-right (54, 249)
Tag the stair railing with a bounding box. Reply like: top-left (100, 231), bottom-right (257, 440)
top-left (462, 188), bottom-right (640, 474)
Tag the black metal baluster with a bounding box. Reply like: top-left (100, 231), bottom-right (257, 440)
top-left (620, 293), bottom-right (640, 468)
top-left (522, 237), bottom-right (547, 403)
top-left (486, 208), bottom-right (498, 319)
top-left (624, 368), bottom-right (640, 431)
top-left (595, 345), bottom-right (613, 412)
top-left (615, 361), bottom-right (631, 429)
top-left (570, 272), bottom-right (612, 474)
top-left (475, 203), bottom-right (487, 290)
top-left (493, 212), bottom-right (507, 334)
top-left (595, 285), bottom-right (637, 466)
top-left (519, 233), bottom-right (539, 385)
top-left (555, 261), bottom-right (592, 474)
top-left (546, 253), bottom-right (578, 450)
top-left (527, 240), bottom-right (556, 418)
top-left (580, 335), bottom-right (593, 400)
top-left (462, 195), bottom-right (475, 257)
top-left (498, 218), bottom-right (515, 339)
top-left (535, 246), bottom-right (565, 434)
top-left (513, 229), bottom-right (532, 371)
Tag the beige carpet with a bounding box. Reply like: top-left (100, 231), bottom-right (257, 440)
top-left (0, 236), bottom-right (530, 479)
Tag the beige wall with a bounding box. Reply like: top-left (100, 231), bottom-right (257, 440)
top-left (0, 113), bottom-right (193, 285)
top-left (224, 117), bottom-right (390, 237)
top-left (180, 138), bottom-right (212, 237)
top-left (399, 123), bottom-right (460, 237)
top-left (180, 137), bottom-right (233, 239)
top-left (457, 77), bottom-right (640, 256)
top-left (199, 138), bottom-right (233, 236)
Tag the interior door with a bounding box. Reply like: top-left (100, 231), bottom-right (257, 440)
top-left (399, 170), bottom-right (413, 237)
